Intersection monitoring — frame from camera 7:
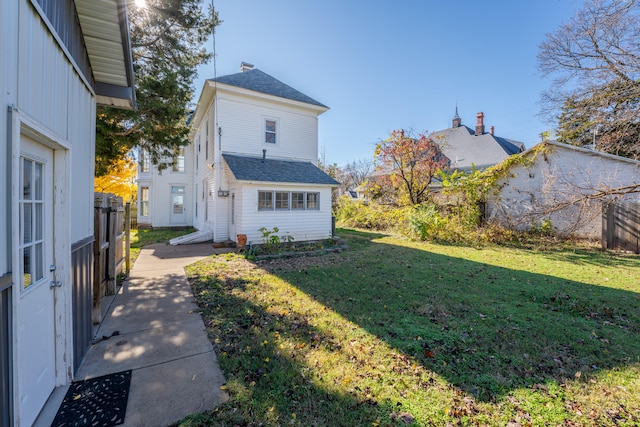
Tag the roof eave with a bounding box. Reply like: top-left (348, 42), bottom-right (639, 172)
top-left (233, 179), bottom-right (339, 187)
top-left (210, 80), bottom-right (329, 114)
top-left (76, 0), bottom-right (136, 110)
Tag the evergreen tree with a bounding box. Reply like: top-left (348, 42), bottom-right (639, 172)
top-left (96, 0), bottom-right (218, 175)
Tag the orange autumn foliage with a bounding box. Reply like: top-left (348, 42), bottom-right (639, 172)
top-left (94, 156), bottom-right (138, 201)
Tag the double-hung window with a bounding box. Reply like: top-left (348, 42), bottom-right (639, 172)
top-left (265, 119), bottom-right (277, 144)
top-left (140, 187), bottom-right (149, 217)
top-left (172, 147), bottom-right (185, 172)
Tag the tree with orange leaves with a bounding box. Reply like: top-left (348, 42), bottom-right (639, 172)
top-left (367, 130), bottom-right (450, 206)
top-left (94, 156), bottom-right (138, 202)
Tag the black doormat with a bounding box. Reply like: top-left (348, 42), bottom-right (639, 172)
top-left (51, 370), bottom-right (132, 427)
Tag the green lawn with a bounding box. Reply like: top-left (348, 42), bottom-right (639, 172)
top-left (181, 229), bottom-right (640, 426)
top-left (128, 227), bottom-right (195, 263)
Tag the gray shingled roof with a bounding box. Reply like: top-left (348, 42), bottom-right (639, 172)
top-left (431, 125), bottom-right (525, 171)
top-left (210, 69), bottom-right (327, 108)
top-left (223, 154), bottom-right (339, 185)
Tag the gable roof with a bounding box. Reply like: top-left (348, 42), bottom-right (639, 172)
top-left (210, 68), bottom-right (327, 108)
top-left (430, 125), bottom-right (525, 171)
top-left (223, 153), bottom-right (339, 186)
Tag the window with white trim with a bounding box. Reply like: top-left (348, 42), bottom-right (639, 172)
top-left (172, 147), bottom-right (185, 172)
top-left (265, 119), bottom-right (277, 144)
top-left (258, 191), bottom-right (273, 210)
top-left (291, 192), bottom-right (305, 210)
top-left (139, 149), bottom-right (150, 172)
top-left (258, 191), bottom-right (320, 211)
top-left (140, 186), bottom-right (149, 217)
top-left (275, 191), bottom-right (289, 210)
top-left (306, 192), bottom-right (320, 210)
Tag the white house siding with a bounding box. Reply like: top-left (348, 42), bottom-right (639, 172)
top-left (2, 2), bottom-right (99, 425)
top-left (192, 126), bottom-right (211, 231)
top-left (238, 183), bottom-right (334, 245)
top-left (136, 137), bottom-right (195, 229)
top-left (487, 143), bottom-right (640, 238)
top-left (217, 96), bottom-right (319, 163)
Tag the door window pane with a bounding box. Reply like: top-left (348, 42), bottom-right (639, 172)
top-left (22, 159), bottom-right (32, 200)
top-left (35, 163), bottom-right (42, 199)
top-left (19, 157), bottom-right (46, 290)
top-left (35, 242), bottom-right (43, 282)
top-left (22, 247), bottom-right (32, 288)
top-left (35, 203), bottom-right (43, 240)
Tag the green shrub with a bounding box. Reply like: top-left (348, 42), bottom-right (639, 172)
top-left (334, 196), bottom-right (410, 232)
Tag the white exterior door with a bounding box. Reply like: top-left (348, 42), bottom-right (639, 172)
top-left (17, 136), bottom-right (56, 426)
top-left (170, 185), bottom-right (186, 224)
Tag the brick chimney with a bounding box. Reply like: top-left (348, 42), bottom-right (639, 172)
top-left (240, 62), bottom-right (254, 72)
top-left (475, 112), bottom-right (485, 136)
top-left (490, 126), bottom-right (494, 135)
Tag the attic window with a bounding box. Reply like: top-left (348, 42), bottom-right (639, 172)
top-left (265, 119), bottom-right (277, 144)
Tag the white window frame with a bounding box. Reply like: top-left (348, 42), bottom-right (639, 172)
top-left (139, 149), bottom-right (150, 173)
top-left (172, 147), bottom-right (185, 173)
top-left (275, 191), bottom-right (290, 210)
top-left (306, 192), bottom-right (320, 210)
top-left (140, 186), bottom-right (150, 217)
top-left (258, 191), bottom-right (274, 210)
top-left (264, 118), bottom-right (278, 145)
top-left (258, 191), bottom-right (320, 211)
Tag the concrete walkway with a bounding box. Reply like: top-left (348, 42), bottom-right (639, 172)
top-left (36, 242), bottom-right (228, 427)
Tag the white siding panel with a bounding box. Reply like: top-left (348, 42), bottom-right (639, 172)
top-left (217, 96), bottom-right (319, 163)
top-left (18, 7), bottom-right (69, 138)
top-left (67, 70), bottom-right (96, 242)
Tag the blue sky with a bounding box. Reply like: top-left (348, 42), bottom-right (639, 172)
top-left (193, 0), bottom-right (582, 167)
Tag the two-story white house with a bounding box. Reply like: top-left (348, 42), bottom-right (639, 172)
top-left (140, 63), bottom-right (338, 246)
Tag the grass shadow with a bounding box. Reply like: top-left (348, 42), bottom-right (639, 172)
top-left (184, 272), bottom-right (403, 426)
top-left (184, 229), bottom-right (639, 425)
top-left (272, 230), bottom-right (640, 402)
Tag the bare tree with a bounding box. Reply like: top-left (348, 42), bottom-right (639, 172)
top-left (538, 0), bottom-right (640, 159)
top-left (338, 158), bottom-right (374, 191)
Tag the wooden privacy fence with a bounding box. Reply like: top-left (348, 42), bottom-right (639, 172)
top-left (602, 201), bottom-right (640, 254)
top-left (93, 193), bottom-right (131, 323)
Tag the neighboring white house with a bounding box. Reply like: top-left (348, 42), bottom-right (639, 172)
top-left (140, 62), bottom-right (339, 245)
top-left (137, 146), bottom-right (194, 229)
top-left (486, 140), bottom-right (640, 238)
top-left (0, 1), bottom-right (134, 426)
